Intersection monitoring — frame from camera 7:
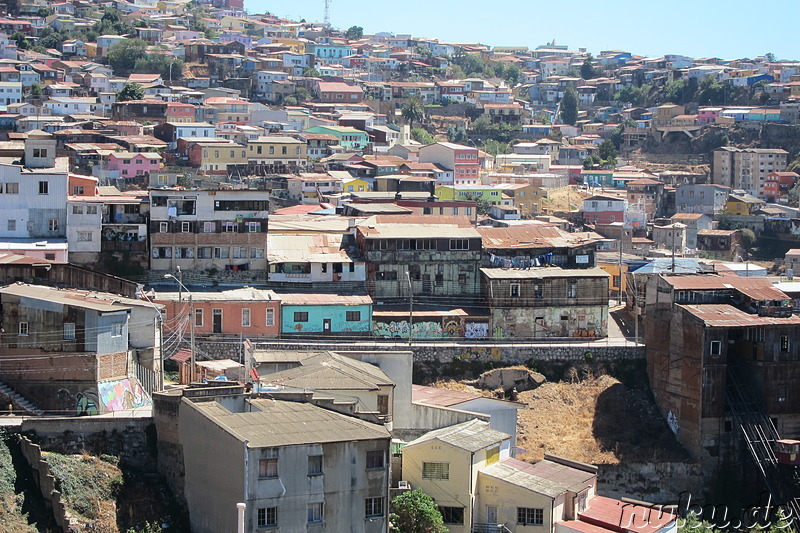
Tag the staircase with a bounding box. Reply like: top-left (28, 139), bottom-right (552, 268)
top-left (0, 379), bottom-right (44, 416)
top-left (726, 365), bottom-right (800, 519)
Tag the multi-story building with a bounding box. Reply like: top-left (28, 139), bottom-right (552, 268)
top-left (154, 388), bottom-right (390, 533)
top-left (0, 131), bottom-right (68, 243)
top-left (355, 215), bottom-right (482, 300)
top-left (188, 142), bottom-right (247, 175)
top-left (0, 283), bottom-right (162, 413)
top-left (149, 189), bottom-right (269, 273)
top-left (246, 136), bottom-right (307, 173)
top-left (626, 177), bottom-right (665, 220)
top-left (267, 233), bottom-right (366, 284)
top-left (675, 183), bottom-right (730, 215)
top-left (480, 267), bottom-right (609, 338)
top-left (712, 147), bottom-right (789, 196)
top-left (582, 194), bottom-right (626, 225)
top-left (418, 142), bottom-right (480, 185)
top-left (285, 175), bottom-right (344, 204)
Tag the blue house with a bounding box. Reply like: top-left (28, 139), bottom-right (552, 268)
top-left (279, 293), bottom-right (373, 335)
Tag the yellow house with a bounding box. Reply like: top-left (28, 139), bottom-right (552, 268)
top-left (342, 177), bottom-right (371, 192)
top-left (723, 191), bottom-right (764, 215)
top-left (193, 142), bottom-right (247, 175)
top-left (271, 38), bottom-right (306, 54)
top-left (401, 419), bottom-right (602, 533)
top-left (219, 16), bottom-right (248, 31)
top-left (247, 136), bottom-right (308, 169)
top-left (401, 420), bottom-right (510, 533)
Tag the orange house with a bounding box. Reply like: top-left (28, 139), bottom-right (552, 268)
top-left (68, 173), bottom-right (98, 196)
top-left (156, 287), bottom-right (281, 338)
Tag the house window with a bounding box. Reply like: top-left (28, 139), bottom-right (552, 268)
top-left (517, 507), bottom-right (544, 526)
top-left (567, 280), bottom-right (577, 298)
top-left (198, 247), bottom-right (212, 259)
top-left (223, 222), bottom-right (238, 233)
top-left (258, 458), bottom-right (278, 478)
top-left (257, 507), bottom-right (277, 528)
top-left (396, 239), bottom-right (412, 250)
top-left (203, 221), bottom-right (214, 233)
top-left (214, 247), bottom-right (229, 259)
top-left (294, 311), bottom-right (308, 322)
top-left (308, 455), bottom-right (323, 475)
top-left (422, 462), bottom-right (449, 479)
top-left (781, 336), bottom-right (790, 352)
top-left (346, 311), bottom-right (361, 322)
top-left (710, 340), bottom-right (722, 356)
top-left (195, 309), bottom-right (203, 327)
top-left (365, 497), bottom-right (384, 518)
top-left (266, 308), bottom-right (275, 326)
top-left (534, 284), bottom-right (543, 298)
top-left (440, 507), bottom-right (464, 525)
top-left (72, 205), bottom-right (84, 214)
top-left (49, 219), bottom-right (59, 231)
top-left (111, 323), bottom-right (123, 337)
top-left (78, 232), bottom-right (92, 242)
top-left (510, 283), bottom-right (520, 297)
top-left (33, 148), bottom-right (47, 158)
top-left (307, 502), bottom-right (323, 524)
top-left (246, 221), bottom-right (261, 233)
top-left (181, 222), bottom-right (191, 233)
top-left (4, 183), bottom-right (18, 194)
top-left (449, 239), bottom-right (469, 250)
top-left (242, 308), bottom-right (251, 327)
top-left (38, 181), bottom-right (49, 194)
top-left (160, 222), bottom-right (168, 233)
top-left (7, 220), bottom-right (14, 231)
top-left (18, 322), bottom-right (28, 336)
top-left (64, 323), bottom-right (76, 340)
top-left (366, 450), bottom-right (384, 469)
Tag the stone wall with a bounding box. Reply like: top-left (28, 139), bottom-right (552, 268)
top-left (251, 341), bottom-right (645, 366)
top-left (597, 461), bottom-right (706, 504)
top-left (20, 417), bottom-right (157, 471)
top-left (19, 436), bottom-right (76, 532)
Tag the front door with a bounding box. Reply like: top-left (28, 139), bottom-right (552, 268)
top-left (212, 309), bottom-right (222, 333)
top-left (323, 319), bottom-right (331, 333)
top-left (487, 506), bottom-right (497, 524)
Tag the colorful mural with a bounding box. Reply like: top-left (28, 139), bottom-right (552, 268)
top-left (97, 378), bottom-right (151, 412)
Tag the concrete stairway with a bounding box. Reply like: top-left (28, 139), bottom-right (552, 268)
top-left (0, 379), bottom-right (44, 416)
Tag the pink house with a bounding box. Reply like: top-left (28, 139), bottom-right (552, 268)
top-left (106, 151), bottom-right (162, 178)
top-left (418, 142), bottom-right (481, 185)
top-left (583, 194), bottom-right (627, 225)
top-left (697, 107), bottom-right (723, 125)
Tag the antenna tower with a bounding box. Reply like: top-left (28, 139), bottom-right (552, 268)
top-left (323, 0), bottom-right (331, 24)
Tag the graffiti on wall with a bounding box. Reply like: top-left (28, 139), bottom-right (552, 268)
top-left (455, 347), bottom-right (503, 361)
top-left (97, 378), bottom-right (151, 412)
top-left (464, 322), bottom-right (488, 338)
top-left (57, 388), bottom-right (100, 416)
top-left (374, 321), bottom-right (445, 338)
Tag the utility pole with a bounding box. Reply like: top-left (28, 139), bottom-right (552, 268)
top-left (617, 227), bottom-right (623, 305)
top-left (177, 266), bottom-right (182, 303)
top-left (189, 293), bottom-right (195, 383)
top-left (406, 270), bottom-right (413, 346)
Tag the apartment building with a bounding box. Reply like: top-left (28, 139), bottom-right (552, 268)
top-left (712, 147), bottom-right (789, 197)
top-left (418, 142), bottom-right (480, 185)
top-left (247, 136), bottom-right (307, 173)
top-left (149, 189), bottom-right (269, 272)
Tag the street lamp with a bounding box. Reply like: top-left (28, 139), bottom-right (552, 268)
top-left (406, 271), bottom-right (413, 346)
top-left (165, 273), bottom-right (196, 383)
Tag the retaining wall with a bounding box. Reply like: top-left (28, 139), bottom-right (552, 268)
top-left (19, 437), bottom-right (76, 533)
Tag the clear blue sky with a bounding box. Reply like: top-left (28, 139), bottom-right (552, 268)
top-left (246, 0), bottom-right (800, 61)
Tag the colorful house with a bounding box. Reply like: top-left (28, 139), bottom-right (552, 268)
top-left (156, 288), bottom-right (281, 337)
top-left (304, 126), bottom-right (369, 151)
top-left (105, 152), bottom-right (162, 179)
top-left (724, 191), bottom-right (765, 215)
top-left (279, 293), bottom-right (373, 335)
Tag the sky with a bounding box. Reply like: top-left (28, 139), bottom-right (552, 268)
top-left (246, 0), bottom-right (800, 61)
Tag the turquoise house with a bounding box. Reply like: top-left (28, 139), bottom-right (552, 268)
top-left (279, 293), bottom-right (373, 335)
top-left (304, 126), bottom-right (370, 151)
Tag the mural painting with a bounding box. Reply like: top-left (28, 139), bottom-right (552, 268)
top-left (97, 378), bottom-right (151, 412)
top-left (57, 388), bottom-right (100, 416)
top-left (464, 322), bottom-right (489, 338)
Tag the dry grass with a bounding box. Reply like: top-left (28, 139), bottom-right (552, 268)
top-left (432, 368), bottom-right (687, 466)
top-left (542, 185), bottom-right (592, 213)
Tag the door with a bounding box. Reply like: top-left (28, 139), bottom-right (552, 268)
top-left (212, 309), bottom-right (222, 333)
top-left (487, 506), bottom-right (497, 525)
top-left (323, 319), bottom-right (331, 333)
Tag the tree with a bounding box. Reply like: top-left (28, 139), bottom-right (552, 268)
top-left (302, 67), bottom-right (321, 78)
top-left (580, 55), bottom-right (596, 80)
top-left (36, 7), bottom-right (52, 17)
top-left (116, 82), bottom-right (144, 102)
top-left (765, 52), bottom-right (777, 63)
top-left (389, 489), bottom-right (448, 533)
top-left (345, 26), bottom-right (363, 40)
top-left (560, 86), bottom-right (579, 125)
top-left (28, 83), bottom-right (41, 97)
top-left (678, 511), bottom-right (715, 533)
top-left (402, 95), bottom-right (425, 127)
top-left (739, 228), bottom-right (756, 249)
top-left (9, 32), bottom-right (28, 50)
top-left (598, 139), bottom-right (618, 161)
top-left (411, 128), bottom-right (434, 144)
top-left (108, 39), bottom-right (148, 77)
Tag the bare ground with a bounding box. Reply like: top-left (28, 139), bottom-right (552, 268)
top-left (433, 368), bottom-right (688, 466)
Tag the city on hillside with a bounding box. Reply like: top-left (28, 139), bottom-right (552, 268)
top-left (0, 0), bottom-right (798, 531)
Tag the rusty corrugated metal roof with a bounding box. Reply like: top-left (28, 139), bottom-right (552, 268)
top-left (680, 304), bottom-right (800, 326)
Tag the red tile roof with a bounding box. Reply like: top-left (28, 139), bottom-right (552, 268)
top-left (579, 495), bottom-right (676, 533)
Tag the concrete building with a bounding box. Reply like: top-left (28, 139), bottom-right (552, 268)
top-left (712, 147), bottom-right (789, 196)
top-left (670, 213), bottom-right (713, 249)
top-left (674, 184), bottom-right (730, 215)
top-left (418, 142), bottom-right (481, 185)
top-left (0, 131), bottom-right (68, 243)
top-left (149, 188), bottom-right (270, 272)
top-left (247, 136), bottom-right (307, 173)
top-left (267, 233), bottom-right (366, 284)
top-left (154, 387), bottom-right (391, 533)
top-left (651, 223), bottom-right (686, 252)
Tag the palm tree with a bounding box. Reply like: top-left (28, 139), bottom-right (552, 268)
top-left (401, 94), bottom-right (425, 127)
